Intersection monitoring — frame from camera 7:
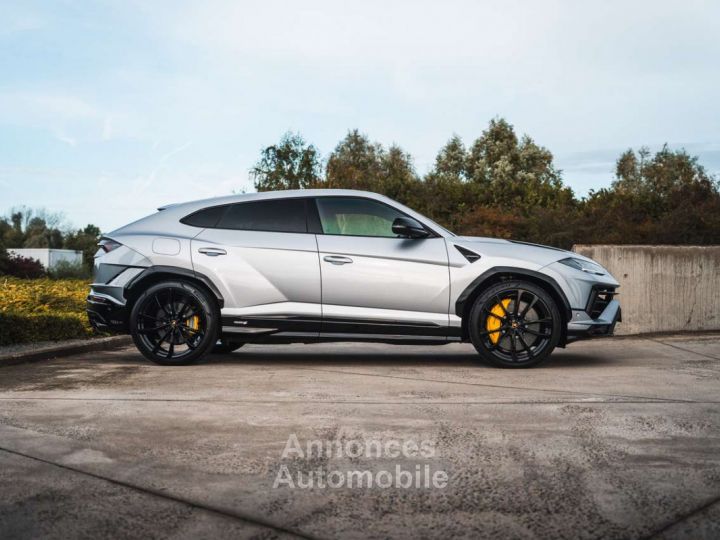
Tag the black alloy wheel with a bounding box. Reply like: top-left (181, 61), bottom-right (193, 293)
top-left (468, 280), bottom-right (562, 368)
top-left (130, 280), bottom-right (218, 365)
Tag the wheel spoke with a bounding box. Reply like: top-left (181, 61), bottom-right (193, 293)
top-left (486, 330), bottom-right (503, 350)
top-left (167, 329), bottom-right (175, 358)
top-left (530, 318), bottom-right (553, 324)
top-left (520, 294), bottom-right (538, 319)
top-left (180, 324), bottom-right (203, 337)
top-left (510, 333), bottom-right (518, 361)
top-left (139, 313), bottom-right (161, 322)
top-left (152, 328), bottom-right (172, 354)
top-left (138, 323), bottom-right (169, 335)
top-left (494, 295), bottom-right (510, 317)
top-left (513, 290), bottom-right (522, 316)
top-left (479, 327), bottom-right (506, 337)
top-left (168, 288), bottom-right (175, 317)
top-left (154, 295), bottom-right (169, 316)
top-left (518, 333), bottom-right (534, 358)
top-left (181, 310), bottom-right (199, 320)
top-left (179, 327), bottom-right (197, 349)
top-left (177, 301), bottom-right (194, 319)
top-left (484, 309), bottom-right (505, 322)
top-left (524, 328), bottom-right (551, 337)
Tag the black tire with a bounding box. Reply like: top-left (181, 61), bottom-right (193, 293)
top-left (211, 340), bottom-right (245, 354)
top-left (130, 280), bottom-right (219, 365)
top-left (468, 280), bottom-right (562, 368)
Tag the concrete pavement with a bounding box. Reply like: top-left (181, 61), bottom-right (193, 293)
top-left (1, 335), bottom-right (719, 539)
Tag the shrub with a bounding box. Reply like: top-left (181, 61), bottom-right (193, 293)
top-left (49, 260), bottom-right (93, 280)
top-left (3, 254), bottom-right (46, 279)
top-left (0, 312), bottom-right (93, 346)
top-left (0, 277), bottom-right (96, 345)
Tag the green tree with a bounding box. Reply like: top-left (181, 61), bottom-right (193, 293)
top-left (251, 132), bottom-right (322, 191)
top-left (326, 130), bottom-right (385, 191)
top-left (379, 145), bottom-right (420, 204)
top-left (2, 207), bottom-right (67, 248)
top-left (3, 211), bottom-right (26, 247)
top-left (64, 224), bottom-right (102, 270)
top-left (325, 130), bottom-right (420, 206)
top-left (466, 118), bottom-right (574, 213)
top-left (433, 135), bottom-right (468, 179)
top-left (575, 145), bottom-right (720, 245)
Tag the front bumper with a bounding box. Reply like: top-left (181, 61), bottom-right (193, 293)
top-left (566, 299), bottom-right (621, 343)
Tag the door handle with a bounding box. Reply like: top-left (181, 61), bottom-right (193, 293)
top-left (323, 255), bottom-right (353, 265)
top-left (198, 247), bottom-right (227, 256)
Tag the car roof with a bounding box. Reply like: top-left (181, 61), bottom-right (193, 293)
top-left (108, 189), bottom-right (453, 239)
top-left (158, 189), bottom-right (395, 211)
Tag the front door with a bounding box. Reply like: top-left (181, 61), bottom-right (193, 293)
top-left (313, 197), bottom-right (450, 339)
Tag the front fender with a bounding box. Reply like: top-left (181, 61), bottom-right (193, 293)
top-left (454, 266), bottom-right (572, 320)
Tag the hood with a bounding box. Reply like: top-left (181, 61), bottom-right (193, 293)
top-left (452, 236), bottom-right (597, 268)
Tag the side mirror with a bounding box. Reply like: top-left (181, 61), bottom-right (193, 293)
top-left (392, 217), bottom-right (429, 239)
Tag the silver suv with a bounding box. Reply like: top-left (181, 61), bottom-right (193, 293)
top-left (87, 189), bottom-right (621, 367)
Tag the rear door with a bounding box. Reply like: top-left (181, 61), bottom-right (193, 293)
top-left (190, 198), bottom-right (321, 338)
top-left (312, 197), bottom-right (451, 338)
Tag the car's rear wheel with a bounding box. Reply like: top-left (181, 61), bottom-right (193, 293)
top-left (130, 280), bottom-right (219, 365)
top-left (468, 280), bottom-right (562, 368)
top-left (211, 340), bottom-right (245, 354)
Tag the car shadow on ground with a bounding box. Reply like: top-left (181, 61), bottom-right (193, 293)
top-left (193, 347), bottom-right (617, 369)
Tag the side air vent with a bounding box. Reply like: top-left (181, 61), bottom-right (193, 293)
top-left (454, 245), bottom-right (481, 263)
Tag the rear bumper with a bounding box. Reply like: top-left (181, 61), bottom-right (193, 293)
top-left (566, 299), bottom-right (621, 343)
top-left (86, 292), bottom-right (128, 333)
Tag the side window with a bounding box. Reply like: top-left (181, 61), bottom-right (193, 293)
top-left (216, 199), bottom-right (307, 233)
top-left (315, 198), bottom-right (406, 237)
top-left (180, 205), bottom-right (228, 228)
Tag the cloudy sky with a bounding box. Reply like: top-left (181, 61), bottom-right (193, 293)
top-left (1, 0), bottom-right (719, 231)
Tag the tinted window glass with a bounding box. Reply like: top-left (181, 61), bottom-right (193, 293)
top-left (180, 205), bottom-right (228, 228)
top-left (217, 199), bottom-right (307, 233)
top-left (315, 198), bottom-right (405, 237)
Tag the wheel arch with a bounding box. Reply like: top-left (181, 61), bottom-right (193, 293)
top-left (456, 267), bottom-right (571, 344)
top-left (124, 266), bottom-right (224, 314)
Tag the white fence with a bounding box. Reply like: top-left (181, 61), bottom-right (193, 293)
top-left (8, 248), bottom-right (82, 270)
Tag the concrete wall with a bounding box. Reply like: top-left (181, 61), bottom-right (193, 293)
top-left (8, 248), bottom-right (82, 270)
top-left (573, 245), bottom-right (720, 335)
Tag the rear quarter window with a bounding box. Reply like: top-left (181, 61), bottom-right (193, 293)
top-left (180, 205), bottom-right (228, 228)
top-left (216, 199), bottom-right (308, 233)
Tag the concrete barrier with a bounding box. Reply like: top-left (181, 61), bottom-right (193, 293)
top-left (572, 245), bottom-right (720, 335)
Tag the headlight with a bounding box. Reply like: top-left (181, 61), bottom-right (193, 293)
top-left (558, 257), bottom-right (606, 276)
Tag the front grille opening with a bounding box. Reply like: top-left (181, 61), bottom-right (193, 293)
top-left (586, 287), bottom-right (616, 318)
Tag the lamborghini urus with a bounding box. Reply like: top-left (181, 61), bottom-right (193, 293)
top-left (87, 190), bottom-right (621, 367)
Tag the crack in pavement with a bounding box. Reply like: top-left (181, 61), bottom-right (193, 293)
top-left (0, 444), bottom-right (317, 540)
top-left (646, 338), bottom-right (720, 362)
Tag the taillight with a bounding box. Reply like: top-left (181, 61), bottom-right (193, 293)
top-left (98, 238), bottom-right (122, 253)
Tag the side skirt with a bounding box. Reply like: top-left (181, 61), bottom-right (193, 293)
top-left (220, 315), bottom-right (462, 344)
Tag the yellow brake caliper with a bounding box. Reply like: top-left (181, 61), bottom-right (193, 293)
top-left (486, 298), bottom-right (511, 344)
top-left (185, 315), bottom-right (200, 335)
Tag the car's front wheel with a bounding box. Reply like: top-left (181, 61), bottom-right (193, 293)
top-left (468, 280), bottom-right (562, 368)
top-left (130, 280), bottom-right (219, 365)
